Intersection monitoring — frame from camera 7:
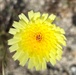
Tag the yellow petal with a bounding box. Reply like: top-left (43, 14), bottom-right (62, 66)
top-left (19, 13), bottom-right (29, 23)
top-left (33, 55), bottom-right (43, 70)
top-left (13, 50), bottom-right (23, 60)
top-left (9, 28), bottom-right (19, 34)
top-left (50, 51), bottom-right (56, 58)
top-left (9, 44), bottom-right (19, 52)
top-left (47, 14), bottom-right (56, 23)
top-left (55, 34), bottom-right (66, 46)
top-left (36, 63), bottom-right (42, 71)
top-left (33, 12), bottom-right (40, 20)
top-left (28, 58), bottom-right (34, 69)
top-left (42, 13), bottom-right (48, 21)
top-left (61, 35), bottom-right (66, 40)
top-left (19, 52), bottom-right (29, 66)
top-left (49, 52), bottom-right (56, 65)
top-left (57, 44), bottom-right (62, 49)
top-left (58, 39), bottom-right (66, 46)
top-left (56, 55), bottom-right (62, 60)
top-left (42, 58), bottom-right (46, 70)
top-left (19, 20), bottom-right (27, 28)
top-left (13, 21), bottom-right (24, 30)
top-left (50, 57), bottom-right (56, 66)
top-left (60, 29), bottom-right (65, 34)
top-left (55, 27), bottom-right (65, 34)
top-left (57, 49), bottom-right (63, 55)
top-left (8, 38), bottom-right (21, 45)
top-left (28, 10), bottom-right (34, 20)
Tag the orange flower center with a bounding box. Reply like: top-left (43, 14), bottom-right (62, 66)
top-left (36, 34), bottom-right (42, 42)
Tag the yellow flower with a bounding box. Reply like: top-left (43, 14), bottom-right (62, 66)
top-left (8, 10), bottom-right (66, 70)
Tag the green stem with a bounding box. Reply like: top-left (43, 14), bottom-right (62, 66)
top-left (2, 61), bottom-right (5, 75)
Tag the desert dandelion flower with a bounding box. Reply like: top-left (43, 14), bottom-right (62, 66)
top-left (8, 10), bottom-right (66, 70)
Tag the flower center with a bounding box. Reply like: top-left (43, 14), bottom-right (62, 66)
top-left (36, 34), bottom-right (42, 42)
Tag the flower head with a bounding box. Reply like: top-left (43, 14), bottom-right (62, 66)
top-left (8, 11), bottom-right (66, 70)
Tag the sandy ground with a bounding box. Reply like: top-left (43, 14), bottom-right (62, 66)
top-left (0, 0), bottom-right (76, 75)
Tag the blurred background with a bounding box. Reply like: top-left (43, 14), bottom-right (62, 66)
top-left (0, 0), bottom-right (76, 75)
